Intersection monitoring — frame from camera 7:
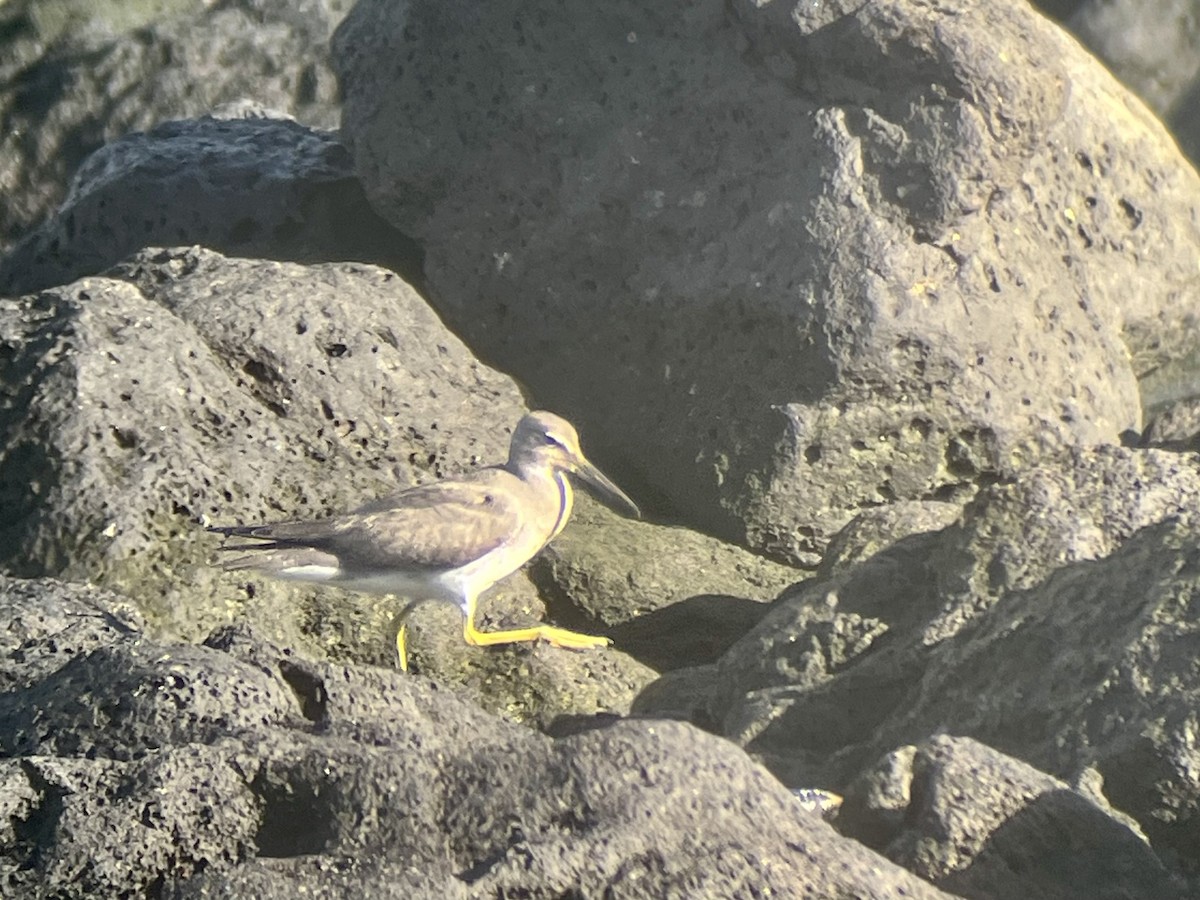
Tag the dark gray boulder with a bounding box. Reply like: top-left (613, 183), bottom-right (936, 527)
top-left (0, 576), bottom-right (954, 899)
top-left (635, 447), bottom-right (1200, 884)
top-left (332, 0), bottom-right (1198, 564)
top-left (0, 115), bottom-right (419, 296)
top-left (0, 0), bottom-right (348, 250)
top-left (4, 1), bottom-right (1200, 896)
top-left (840, 735), bottom-right (1184, 899)
top-left (529, 493), bottom-right (803, 671)
top-left (1142, 395), bottom-right (1200, 451)
top-left (1068, 0), bottom-right (1200, 117)
top-left (1065, 0), bottom-right (1200, 168)
top-left (0, 246), bottom-right (527, 655)
top-left (0, 245), bottom-right (789, 722)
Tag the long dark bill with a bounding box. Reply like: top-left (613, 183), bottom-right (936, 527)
top-left (575, 459), bottom-right (641, 519)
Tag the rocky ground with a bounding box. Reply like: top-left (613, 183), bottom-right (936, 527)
top-left (2, 0), bottom-right (1200, 896)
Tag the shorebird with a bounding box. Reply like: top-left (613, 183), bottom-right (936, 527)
top-left (208, 411), bottom-right (639, 670)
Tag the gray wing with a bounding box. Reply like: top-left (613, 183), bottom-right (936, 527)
top-left (210, 475), bottom-right (521, 571)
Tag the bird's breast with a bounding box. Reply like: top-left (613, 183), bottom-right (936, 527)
top-left (549, 471), bottom-right (574, 541)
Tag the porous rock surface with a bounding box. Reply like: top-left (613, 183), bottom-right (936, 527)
top-left (1064, 0), bottom-right (1200, 168)
top-left (0, 114), bottom-right (419, 296)
top-left (0, 245), bottom-right (788, 725)
top-left (0, 246), bottom-right (526, 654)
top-left (4, 0), bottom-right (1200, 896)
top-left (0, 576), bottom-right (952, 899)
top-left (332, 0), bottom-right (1200, 563)
top-left (840, 735), bottom-right (1185, 899)
top-left (635, 447), bottom-right (1200, 887)
top-left (0, 0), bottom-right (349, 250)
top-left (529, 493), bottom-right (803, 671)
top-left (1033, 0), bottom-right (1200, 412)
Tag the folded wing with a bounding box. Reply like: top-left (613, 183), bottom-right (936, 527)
top-left (210, 477), bottom-right (521, 572)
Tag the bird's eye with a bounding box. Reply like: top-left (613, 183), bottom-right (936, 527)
top-left (544, 433), bottom-right (562, 447)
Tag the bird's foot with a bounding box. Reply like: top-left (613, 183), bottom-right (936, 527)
top-left (535, 625), bottom-right (611, 651)
top-left (464, 621), bottom-right (610, 652)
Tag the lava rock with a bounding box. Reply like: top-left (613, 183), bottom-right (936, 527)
top-left (0, 115), bottom-right (419, 296)
top-left (0, 577), bottom-right (953, 899)
top-left (332, 0), bottom-right (1198, 564)
top-left (0, 0), bottom-right (347, 250)
top-left (839, 735), bottom-right (1184, 899)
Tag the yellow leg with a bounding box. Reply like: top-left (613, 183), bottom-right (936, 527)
top-left (393, 596), bottom-right (426, 673)
top-left (395, 596), bottom-right (609, 671)
top-left (463, 615), bottom-right (610, 651)
top-left (396, 622), bottom-right (410, 672)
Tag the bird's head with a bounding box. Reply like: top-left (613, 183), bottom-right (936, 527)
top-left (509, 411), bottom-right (640, 519)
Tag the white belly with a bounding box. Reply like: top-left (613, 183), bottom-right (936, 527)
top-left (272, 556), bottom-right (515, 615)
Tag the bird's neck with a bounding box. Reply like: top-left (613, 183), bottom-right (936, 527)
top-left (549, 471), bottom-right (574, 540)
top-left (510, 459), bottom-right (574, 540)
